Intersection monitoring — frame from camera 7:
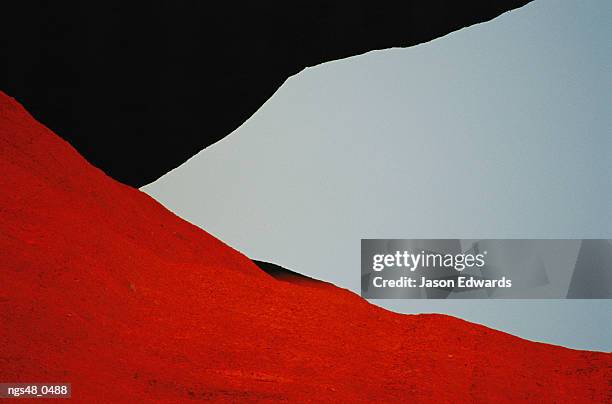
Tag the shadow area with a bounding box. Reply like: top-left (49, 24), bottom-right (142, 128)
top-left (252, 260), bottom-right (329, 288)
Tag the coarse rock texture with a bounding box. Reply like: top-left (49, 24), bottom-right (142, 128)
top-left (0, 92), bottom-right (610, 402)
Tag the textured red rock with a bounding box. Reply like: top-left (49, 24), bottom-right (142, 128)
top-left (0, 91), bottom-right (610, 402)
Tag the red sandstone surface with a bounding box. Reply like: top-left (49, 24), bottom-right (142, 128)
top-left (0, 92), bottom-right (610, 402)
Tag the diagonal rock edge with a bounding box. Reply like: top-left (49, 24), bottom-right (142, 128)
top-left (1, 92), bottom-right (611, 401)
top-left (1, 1), bottom-right (532, 187)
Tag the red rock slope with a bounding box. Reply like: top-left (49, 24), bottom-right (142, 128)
top-left (0, 92), bottom-right (610, 402)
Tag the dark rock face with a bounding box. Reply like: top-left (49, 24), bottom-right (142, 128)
top-left (1, 1), bottom-right (530, 187)
top-left (253, 260), bottom-right (326, 286)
